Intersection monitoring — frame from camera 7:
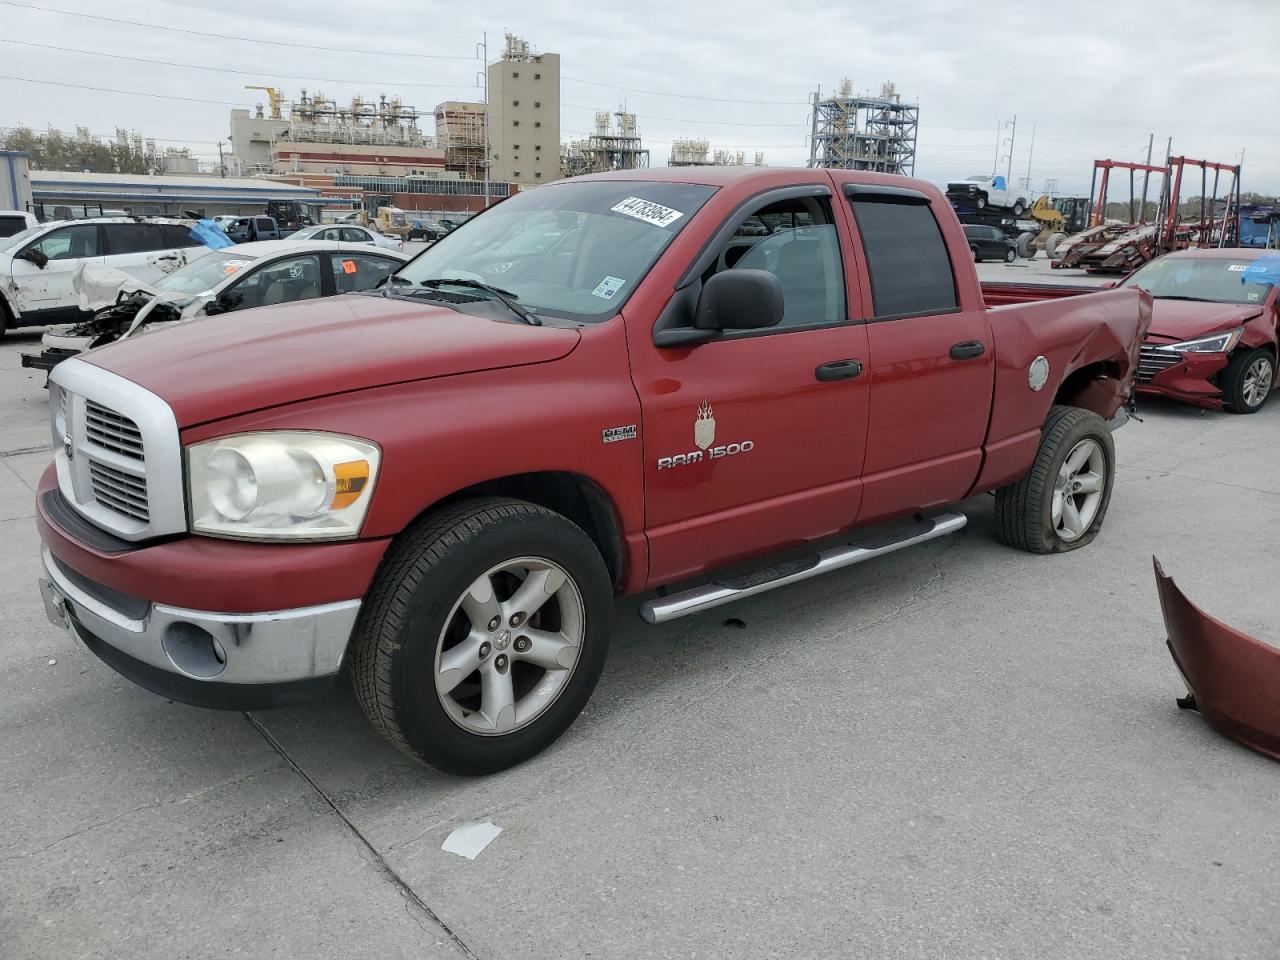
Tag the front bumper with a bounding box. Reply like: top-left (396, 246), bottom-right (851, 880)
top-left (40, 546), bottom-right (359, 709)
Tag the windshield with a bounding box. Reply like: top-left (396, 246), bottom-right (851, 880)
top-left (0, 224), bottom-right (47, 253)
top-left (1122, 256), bottom-right (1275, 305)
top-left (395, 180), bottom-right (716, 320)
top-left (966, 175), bottom-right (989, 182)
top-left (152, 251), bottom-right (260, 295)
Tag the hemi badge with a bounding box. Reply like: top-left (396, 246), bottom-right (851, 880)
top-left (602, 425), bottom-right (637, 444)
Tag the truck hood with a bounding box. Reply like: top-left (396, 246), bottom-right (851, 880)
top-left (82, 294), bottom-right (582, 427)
top-left (1146, 299), bottom-right (1262, 343)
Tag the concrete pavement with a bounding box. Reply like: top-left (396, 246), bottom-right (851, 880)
top-left (2, 324), bottom-right (1278, 959)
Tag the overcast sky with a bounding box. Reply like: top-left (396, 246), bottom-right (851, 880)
top-left (2, 0), bottom-right (1276, 197)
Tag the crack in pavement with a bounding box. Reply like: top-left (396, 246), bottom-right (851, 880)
top-left (244, 712), bottom-right (480, 960)
top-left (1118, 460), bottom-right (1280, 499)
top-left (4, 764), bottom-right (279, 861)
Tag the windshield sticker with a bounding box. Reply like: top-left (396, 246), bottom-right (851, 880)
top-left (591, 275), bottom-right (625, 300)
top-left (222, 259), bottom-right (248, 275)
top-left (610, 196), bottom-right (685, 228)
top-left (341, 259), bottom-right (358, 275)
top-left (1227, 264), bottom-right (1247, 272)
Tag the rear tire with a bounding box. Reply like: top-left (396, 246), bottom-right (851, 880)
top-left (349, 497), bottom-right (613, 775)
top-left (976, 195), bottom-right (988, 209)
top-left (1012, 201), bottom-right (1026, 216)
top-left (1004, 247), bottom-right (1017, 263)
top-left (1221, 347), bottom-right (1274, 414)
top-left (994, 406), bottom-right (1115, 554)
top-left (1045, 232), bottom-right (1069, 260)
top-left (971, 245), bottom-right (982, 263)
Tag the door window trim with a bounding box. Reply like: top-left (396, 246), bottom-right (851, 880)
top-left (843, 185), bottom-right (962, 324)
top-left (654, 184), bottom-right (858, 344)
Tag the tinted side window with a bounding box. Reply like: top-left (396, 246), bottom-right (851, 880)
top-left (0, 215), bottom-right (28, 238)
top-left (255, 218), bottom-right (275, 232)
top-left (106, 223), bottom-right (168, 255)
top-left (162, 224), bottom-right (201, 248)
top-left (849, 199), bottom-right (957, 319)
top-left (703, 195), bottom-right (845, 331)
top-left (332, 253), bottom-right (398, 293)
top-left (26, 224), bottom-right (100, 261)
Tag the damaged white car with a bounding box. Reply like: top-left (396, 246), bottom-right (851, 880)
top-left (0, 217), bottom-right (212, 336)
top-left (20, 240), bottom-right (408, 373)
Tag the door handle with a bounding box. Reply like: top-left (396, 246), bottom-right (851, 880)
top-left (949, 340), bottom-right (986, 361)
top-left (815, 359), bottom-right (863, 382)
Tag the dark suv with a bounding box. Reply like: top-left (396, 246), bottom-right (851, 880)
top-left (963, 224), bottom-right (1017, 263)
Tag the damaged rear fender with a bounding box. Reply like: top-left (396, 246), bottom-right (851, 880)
top-left (1155, 557), bottom-right (1280, 763)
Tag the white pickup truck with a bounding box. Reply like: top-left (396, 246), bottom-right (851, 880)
top-left (945, 175), bottom-right (1029, 216)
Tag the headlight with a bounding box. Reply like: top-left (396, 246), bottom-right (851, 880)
top-left (187, 432), bottom-right (380, 541)
top-left (1167, 327), bottom-right (1243, 354)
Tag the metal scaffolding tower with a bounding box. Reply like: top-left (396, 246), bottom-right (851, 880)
top-left (561, 109), bottom-right (649, 177)
top-left (808, 80), bottom-right (918, 176)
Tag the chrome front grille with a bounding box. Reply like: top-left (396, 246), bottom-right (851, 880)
top-left (48, 358), bottom-right (184, 542)
top-left (85, 400), bottom-right (145, 461)
top-left (1137, 343), bottom-right (1181, 384)
top-left (88, 460), bottom-right (150, 522)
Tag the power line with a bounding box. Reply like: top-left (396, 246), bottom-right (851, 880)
top-left (0, 73), bottom-right (251, 106)
top-left (0, 38), bottom-right (477, 90)
top-left (561, 101), bottom-right (808, 128)
top-left (137, 0), bottom-right (478, 40)
top-left (561, 74), bottom-right (807, 107)
top-left (0, 1), bottom-right (476, 60)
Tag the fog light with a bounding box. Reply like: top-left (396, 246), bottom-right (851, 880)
top-left (162, 622), bottom-right (227, 679)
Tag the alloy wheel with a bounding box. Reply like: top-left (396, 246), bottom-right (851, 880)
top-left (1052, 438), bottom-right (1107, 542)
top-left (434, 557), bottom-right (585, 736)
top-left (1242, 355), bottom-right (1274, 410)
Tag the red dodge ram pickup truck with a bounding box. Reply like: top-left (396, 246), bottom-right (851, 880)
top-left (36, 168), bottom-right (1151, 773)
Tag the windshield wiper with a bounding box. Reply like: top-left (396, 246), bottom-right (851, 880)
top-left (376, 274), bottom-right (413, 291)
top-left (417, 278), bottom-right (541, 325)
top-left (1152, 294), bottom-right (1210, 302)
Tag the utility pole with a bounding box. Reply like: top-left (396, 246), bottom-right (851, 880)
top-left (1002, 115), bottom-right (1017, 184)
top-left (1024, 123), bottom-right (1035, 192)
top-left (1138, 133), bottom-right (1153, 221)
top-left (476, 32), bottom-right (490, 209)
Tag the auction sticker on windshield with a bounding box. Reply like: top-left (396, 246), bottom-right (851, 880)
top-left (223, 259), bottom-right (249, 275)
top-left (610, 196), bottom-right (684, 228)
top-left (591, 275), bottom-right (625, 299)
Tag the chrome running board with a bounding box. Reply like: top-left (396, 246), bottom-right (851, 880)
top-left (639, 512), bottom-right (967, 624)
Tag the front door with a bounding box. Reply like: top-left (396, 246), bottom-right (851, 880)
top-left (630, 188), bottom-right (872, 586)
top-left (10, 223), bottom-right (103, 318)
top-left (843, 188), bottom-right (996, 524)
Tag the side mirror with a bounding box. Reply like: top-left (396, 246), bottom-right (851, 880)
top-left (653, 269), bottom-right (785, 348)
top-left (1100, 280), bottom-right (1119, 289)
top-left (18, 248), bottom-right (48, 269)
top-left (203, 292), bottom-right (237, 316)
top-left (695, 269), bottom-right (784, 331)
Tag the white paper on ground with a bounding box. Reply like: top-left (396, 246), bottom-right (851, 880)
top-left (441, 822), bottom-right (503, 860)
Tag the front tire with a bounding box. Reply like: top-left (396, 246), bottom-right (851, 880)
top-left (994, 406), bottom-right (1115, 553)
top-left (975, 195), bottom-right (988, 209)
top-left (349, 498), bottom-right (613, 775)
top-left (1004, 247), bottom-right (1017, 263)
top-left (1012, 201), bottom-right (1026, 216)
top-left (1221, 347), bottom-right (1274, 414)
top-left (971, 244), bottom-right (982, 262)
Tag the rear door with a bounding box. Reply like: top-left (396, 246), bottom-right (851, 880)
top-left (102, 223), bottom-right (185, 281)
top-left (9, 223), bottom-right (103, 318)
top-left (255, 217), bottom-right (278, 240)
top-left (328, 250), bottom-right (400, 293)
top-left (843, 184), bottom-right (995, 524)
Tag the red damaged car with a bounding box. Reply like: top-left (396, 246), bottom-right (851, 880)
top-left (1125, 249), bottom-right (1279, 413)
